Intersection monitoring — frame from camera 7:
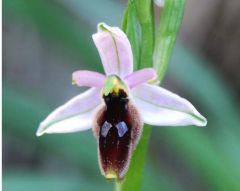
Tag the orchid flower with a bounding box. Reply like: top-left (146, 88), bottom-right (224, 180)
top-left (37, 23), bottom-right (207, 180)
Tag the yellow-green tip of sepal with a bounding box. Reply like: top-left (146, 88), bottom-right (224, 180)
top-left (103, 75), bottom-right (128, 96)
top-left (72, 80), bottom-right (77, 85)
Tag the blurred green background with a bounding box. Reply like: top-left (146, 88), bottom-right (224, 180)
top-left (3, 0), bottom-right (240, 191)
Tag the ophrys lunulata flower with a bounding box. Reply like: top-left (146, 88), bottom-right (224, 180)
top-left (37, 23), bottom-right (207, 180)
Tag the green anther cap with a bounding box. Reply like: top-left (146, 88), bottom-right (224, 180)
top-left (103, 75), bottom-right (128, 96)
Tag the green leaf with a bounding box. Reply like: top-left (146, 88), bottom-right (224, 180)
top-left (135, 0), bottom-right (155, 69)
top-left (122, 0), bottom-right (140, 70)
top-left (153, 0), bottom-right (185, 81)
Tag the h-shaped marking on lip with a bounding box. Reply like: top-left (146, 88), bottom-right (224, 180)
top-left (101, 121), bottom-right (128, 137)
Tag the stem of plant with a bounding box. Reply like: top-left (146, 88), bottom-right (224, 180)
top-left (116, 0), bottom-right (186, 190)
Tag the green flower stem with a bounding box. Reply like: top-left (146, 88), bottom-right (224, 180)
top-left (118, 1), bottom-right (154, 191)
top-left (117, 0), bottom-right (186, 190)
top-left (135, 0), bottom-right (154, 69)
top-left (153, 0), bottom-right (185, 81)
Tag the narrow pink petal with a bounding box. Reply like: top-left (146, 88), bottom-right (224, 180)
top-left (36, 88), bottom-right (101, 136)
top-left (72, 70), bottom-right (106, 88)
top-left (132, 84), bottom-right (207, 127)
top-left (124, 68), bottom-right (157, 88)
top-left (92, 23), bottom-right (133, 78)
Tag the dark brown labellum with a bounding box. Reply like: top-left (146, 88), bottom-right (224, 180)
top-left (93, 90), bottom-right (143, 180)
